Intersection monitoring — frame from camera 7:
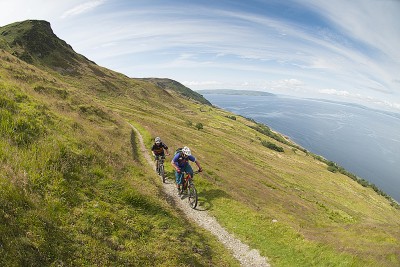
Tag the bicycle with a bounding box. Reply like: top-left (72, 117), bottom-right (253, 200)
top-left (155, 155), bottom-right (166, 183)
top-left (180, 170), bottom-right (200, 209)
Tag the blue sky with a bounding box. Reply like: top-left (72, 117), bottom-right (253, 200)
top-left (1, 0), bottom-right (399, 112)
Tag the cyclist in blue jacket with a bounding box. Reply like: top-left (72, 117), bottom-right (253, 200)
top-left (171, 146), bottom-right (202, 195)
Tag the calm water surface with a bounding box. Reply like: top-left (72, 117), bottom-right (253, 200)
top-left (204, 94), bottom-right (400, 202)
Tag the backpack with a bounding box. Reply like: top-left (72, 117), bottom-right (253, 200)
top-left (175, 147), bottom-right (183, 155)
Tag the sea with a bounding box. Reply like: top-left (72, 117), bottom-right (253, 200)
top-left (202, 92), bottom-right (400, 202)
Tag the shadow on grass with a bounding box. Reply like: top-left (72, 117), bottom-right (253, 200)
top-left (130, 129), bottom-right (139, 162)
top-left (163, 170), bottom-right (175, 185)
top-left (196, 188), bottom-right (232, 211)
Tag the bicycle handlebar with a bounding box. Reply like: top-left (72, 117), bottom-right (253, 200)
top-left (179, 170), bottom-right (202, 174)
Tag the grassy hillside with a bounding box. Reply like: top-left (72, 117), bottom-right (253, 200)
top-left (1, 20), bottom-right (400, 266)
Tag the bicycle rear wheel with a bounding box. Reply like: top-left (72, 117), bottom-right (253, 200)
top-left (187, 184), bottom-right (198, 209)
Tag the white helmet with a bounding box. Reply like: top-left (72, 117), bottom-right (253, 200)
top-left (155, 137), bottom-right (161, 144)
top-left (182, 146), bottom-right (191, 156)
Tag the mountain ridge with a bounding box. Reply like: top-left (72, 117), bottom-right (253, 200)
top-left (139, 78), bottom-right (212, 105)
top-left (1, 20), bottom-right (400, 266)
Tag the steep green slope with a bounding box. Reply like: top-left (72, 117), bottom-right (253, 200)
top-left (1, 20), bottom-right (400, 266)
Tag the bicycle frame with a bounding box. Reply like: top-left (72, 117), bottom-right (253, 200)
top-left (183, 171), bottom-right (197, 186)
top-left (181, 171), bottom-right (199, 209)
top-left (183, 173), bottom-right (191, 189)
top-left (155, 155), bottom-right (166, 182)
top-left (155, 155), bottom-right (165, 164)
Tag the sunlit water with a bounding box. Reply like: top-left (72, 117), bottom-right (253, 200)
top-left (204, 94), bottom-right (400, 202)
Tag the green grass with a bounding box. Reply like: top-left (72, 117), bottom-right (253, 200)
top-left (204, 197), bottom-right (368, 266)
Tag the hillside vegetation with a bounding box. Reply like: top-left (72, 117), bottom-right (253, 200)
top-left (1, 20), bottom-right (400, 266)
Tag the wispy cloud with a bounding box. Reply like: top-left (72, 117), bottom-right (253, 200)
top-left (61, 0), bottom-right (105, 19)
top-left (300, 0), bottom-right (400, 59)
top-left (319, 88), bottom-right (400, 110)
top-left (183, 80), bottom-right (223, 87)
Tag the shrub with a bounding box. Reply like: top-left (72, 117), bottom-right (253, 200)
top-left (195, 122), bottom-right (203, 130)
top-left (327, 166), bottom-right (338, 173)
top-left (261, 140), bottom-right (284, 152)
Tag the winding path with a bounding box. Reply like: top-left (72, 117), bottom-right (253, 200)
top-left (130, 123), bottom-right (270, 267)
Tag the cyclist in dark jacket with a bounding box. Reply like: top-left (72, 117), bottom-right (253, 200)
top-left (152, 137), bottom-right (169, 172)
top-left (151, 137), bottom-right (169, 158)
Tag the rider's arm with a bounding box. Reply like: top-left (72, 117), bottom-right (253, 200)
top-left (189, 156), bottom-right (202, 172)
top-left (195, 160), bottom-right (202, 172)
top-left (171, 154), bottom-right (180, 171)
top-left (163, 143), bottom-right (170, 155)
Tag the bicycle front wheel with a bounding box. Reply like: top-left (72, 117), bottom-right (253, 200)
top-left (160, 164), bottom-right (165, 183)
top-left (187, 184), bottom-right (198, 209)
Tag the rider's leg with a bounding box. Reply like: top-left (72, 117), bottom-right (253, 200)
top-left (180, 164), bottom-right (193, 190)
top-left (154, 156), bottom-right (159, 172)
top-left (175, 171), bottom-right (184, 192)
top-left (183, 164), bottom-right (194, 178)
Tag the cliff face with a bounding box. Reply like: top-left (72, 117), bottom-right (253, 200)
top-left (1, 20), bottom-right (83, 69)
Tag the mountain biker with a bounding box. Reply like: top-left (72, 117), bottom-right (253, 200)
top-left (152, 137), bottom-right (169, 171)
top-left (171, 146), bottom-right (202, 195)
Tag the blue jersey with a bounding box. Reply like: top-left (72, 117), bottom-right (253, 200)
top-left (173, 153), bottom-right (196, 168)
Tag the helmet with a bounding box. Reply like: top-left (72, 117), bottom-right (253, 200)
top-left (182, 146), bottom-right (191, 156)
top-left (155, 137), bottom-right (161, 144)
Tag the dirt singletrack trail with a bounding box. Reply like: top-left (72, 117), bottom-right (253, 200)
top-left (130, 123), bottom-right (270, 267)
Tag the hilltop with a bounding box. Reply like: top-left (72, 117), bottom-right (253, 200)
top-left (1, 20), bottom-right (399, 266)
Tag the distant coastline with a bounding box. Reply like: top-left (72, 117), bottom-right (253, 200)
top-left (197, 89), bottom-right (275, 96)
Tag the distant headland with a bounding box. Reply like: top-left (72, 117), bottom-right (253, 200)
top-left (197, 89), bottom-right (275, 96)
